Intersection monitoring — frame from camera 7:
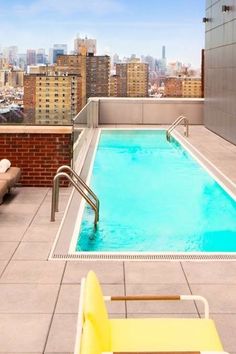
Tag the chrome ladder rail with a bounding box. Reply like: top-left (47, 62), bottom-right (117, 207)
top-left (51, 169), bottom-right (99, 227)
top-left (166, 115), bottom-right (189, 141)
top-left (55, 165), bottom-right (99, 216)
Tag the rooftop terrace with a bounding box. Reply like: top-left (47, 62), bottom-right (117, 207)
top-left (0, 125), bottom-right (236, 353)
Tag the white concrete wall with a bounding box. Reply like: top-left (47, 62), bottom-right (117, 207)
top-left (98, 98), bottom-right (204, 125)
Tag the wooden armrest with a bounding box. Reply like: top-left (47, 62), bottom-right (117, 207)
top-left (104, 295), bottom-right (210, 319)
top-left (110, 295), bottom-right (181, 301)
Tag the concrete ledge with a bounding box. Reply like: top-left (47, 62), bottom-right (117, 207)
top-left (99, 98), bottom-right (204, 125)
top-left (0, 125), bottom-right (73, 134)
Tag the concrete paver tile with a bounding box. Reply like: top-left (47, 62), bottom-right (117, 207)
top-left (0, 284), bottom-right (59, 313)
top-left (4, 187), bottom-right (48, 204)
top-left (55, 284), bottom-right (125, 314)
top-left (31, 214), bottom-right (62, 226)
top-left (0, 226), bottom-right (26, 241)
top-left (0, 213), bottom-right (33, 225)
top-left (212, 314), bottom-right (236, 352)
top-left (45, 314), bottom-right (77, 353)
top-left (182, 261), bottom-right (236, 284)
top-left (126, 283), bottom-right (197, 314)
top-left (0, 313), bottom-right (51, 352)
top-left (191, 284), bottom-right (236, 314)
top-left (63, 261), bottom-right (124, 284)
top-left (0, 261), bottom-right (7, 276)
top-left (55, 284), bottom-right (80, 314)
top-left (13, 242), bottom-right (52, 260)
top-left (0, 260), bottom-right (65, 284)
top-left (125, 261), bottom-right (186, 284)
top-left (0, 202), bottom-right (39, 215)
top-left (22, 224), bottom-right (60, 243)
top-left (0, 242), bottom-right (19, 260)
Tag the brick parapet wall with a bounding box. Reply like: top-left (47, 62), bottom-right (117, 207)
top-left (0, 127), bottom-right (72, 187)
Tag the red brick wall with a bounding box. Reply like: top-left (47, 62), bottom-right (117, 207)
top-left (0, 133), bottom-right (72, 186)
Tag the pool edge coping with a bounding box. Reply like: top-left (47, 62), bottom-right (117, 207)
top-left (49, 127), bottom-right (236, 262)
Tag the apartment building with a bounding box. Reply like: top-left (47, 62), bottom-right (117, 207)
top-left (109, 74), bottom-right (120, 97)
top-left (164, 77), bottom-right (183, 97)
top-left (56, 54), bottom-right (87, 107)
top-left (182, 78), bottom-right (202, 98)
top-left (116, 60), bottom-right (148, 97)
top-left (86, 55), bottom-right (110, 99)
top-left (24, 73), bottom-right (82, 124)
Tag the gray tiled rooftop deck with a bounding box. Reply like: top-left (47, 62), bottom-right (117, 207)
top-left (0, 126), bottom-right (236, 353)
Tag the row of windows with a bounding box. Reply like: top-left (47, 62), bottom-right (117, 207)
top-left (38, 77), bottom-right (76, 81)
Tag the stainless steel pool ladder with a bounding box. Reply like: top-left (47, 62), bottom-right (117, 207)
top-left (166, 115), bottom-right (189, 141)
top-left (51, 165), bottom-right (99, 226)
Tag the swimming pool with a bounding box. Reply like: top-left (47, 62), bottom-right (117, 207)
top-left (75, 130), bottom-right (236, 253)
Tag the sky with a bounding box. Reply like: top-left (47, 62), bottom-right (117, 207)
top-left (0, 0), bottom-right (205, 68)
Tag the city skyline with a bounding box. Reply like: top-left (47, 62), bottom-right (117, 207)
top-left (0, 0), bottom-right (205, 68)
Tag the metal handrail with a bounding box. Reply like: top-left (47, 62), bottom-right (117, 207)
top-left (55, 165), bottom-right (99, 217)
top-left (51, 172), bottom-right (99, 226)
top-left (166, 115), bottom-right (189, 141)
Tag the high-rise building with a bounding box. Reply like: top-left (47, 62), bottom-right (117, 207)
top-left (26, 49), bottom-right (36, 66)
top-left (182, 78), bottom-right (202, 98)
top-left (18, 54), bottom-right (27, 71)
top-left (0, 70), bottom-right (7, 87)
top-left (49, 44), bottom-right (67, 64)
top-left (74, 36), bottom-right (96, 56)
top-left (116, 59), bottom-right (148, 97)
top-left (56, 54), bottom-right (87, 107)
top-left (162, 45), bottom-right (166, 60)
top-left (127, 60), bottom-right (148, 97)
top-left (0, 68), bottom-right (24, 87)
top-left (36, 49), bottom-right (46, 65)
top-left (116, 63), bottom-right (127, 96)
top-left (109, 74), bottom-right (120, 97)
top-left (156, 45), bottom-right (167, 76)
top-left (86, 55), bottom-right (110, 99)
top-left (143, 55), bottom-right (155, 72)
top-left (24, 72), bottom-right (82, 124)
top-left (8, 69), bottom-right (24, 87)
top-left (3, 46), bottom-right (18, 66)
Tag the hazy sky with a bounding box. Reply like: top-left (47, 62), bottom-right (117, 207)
top-left (0, 0), bottom-right (205, 67)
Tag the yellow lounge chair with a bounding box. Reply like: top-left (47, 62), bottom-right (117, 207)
top-left (74, 271), bottom-right (226, 354)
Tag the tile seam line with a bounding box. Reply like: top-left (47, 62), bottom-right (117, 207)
top-left (0, 188), bottom-right (50, 279)
top-left (123, 262), bottom-right (128, 318)
top-left (42, 260), bottom-right (67, 354)
top-left (180, 262), bottom-right (201, 318)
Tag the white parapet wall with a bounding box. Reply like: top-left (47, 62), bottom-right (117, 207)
top-left (98, 97), bottom-right (204, 125)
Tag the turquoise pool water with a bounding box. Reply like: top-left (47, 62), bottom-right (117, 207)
top-left (76, 130), bottom-right (236, 252)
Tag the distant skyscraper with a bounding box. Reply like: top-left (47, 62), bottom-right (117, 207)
top-left (26, 49), bottom-right (36, 66)
top-left (18, 54), bottom-right (27, 71)
top-left (162, 45), bottom-right (166, 60)
top-left (36, 49), bottom-right (46, 65)
top-left (3, 46), bottom-right (18, 66)
top-left (143, 55), bottom-right (155, 72)
top-left (49, 44), bottom-right (67, 64)
top-left (74, 36), bottom-right (96, 56)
